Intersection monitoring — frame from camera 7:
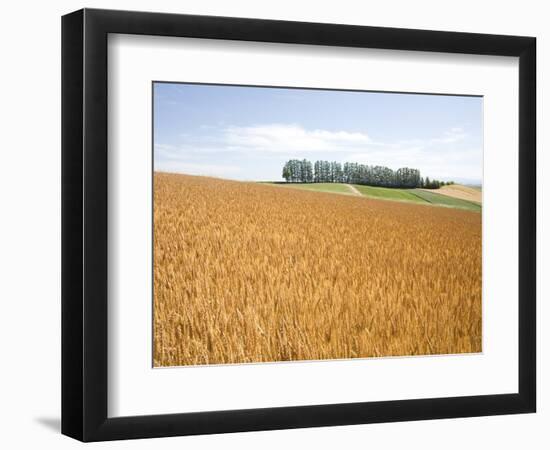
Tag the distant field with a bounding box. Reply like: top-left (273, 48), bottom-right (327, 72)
top-left (430, 184), bottom-right (482, 204)
top-left (269, 182), bottom-right (481, 212)
top-left (411, 189), bottom-right (481, 212)
top-left (278, 182), bottom-right (355, 195)
top-left (351, 184), bottom-right (426, 204)
top-left (154, 173), bottom-right (481, 367)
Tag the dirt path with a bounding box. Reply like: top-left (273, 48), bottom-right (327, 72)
top-left (346, 184), bottom-right (363, 196)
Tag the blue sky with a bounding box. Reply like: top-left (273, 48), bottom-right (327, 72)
top-left (154, 82), bottom-right (483, 184)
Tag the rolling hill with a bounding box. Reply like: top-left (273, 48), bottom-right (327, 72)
top-left (267, 182), bottom-right (481, 212)
top-left (154, 173), bottom-right (481, 366)
top-left (425, 184), bottom-right (482, 204)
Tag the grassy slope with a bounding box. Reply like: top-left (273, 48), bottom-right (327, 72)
top-left (352, 185), bottom-right (426, 204)
top-left (275, 183), bottom-right (355, 195)
top-left (266, 182), bottom-right (481, 212)
top-left (410, 189), bottom-right (481, 212)
top-left (432, 184), bottom-right (482, 204)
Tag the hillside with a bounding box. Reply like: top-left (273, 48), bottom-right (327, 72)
top-left (269, 182), bottom-right (481, 212)
top-left (425, 184), bottom-right (482, 204)
top-left (154, 173), bottom-right (481, 367)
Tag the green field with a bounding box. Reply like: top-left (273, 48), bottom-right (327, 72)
top-left (276, 183), bottom-right (355, 195)
top-left (409, 189), bottom-right (481, 212)
top-left (352, 184), bottom-right (480, 211)
top-left (351, 185), bottom-right (426, 204)
top-left (265, 182), bottom-right (481, 212)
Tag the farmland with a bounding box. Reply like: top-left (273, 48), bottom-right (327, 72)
top-left (411, 189), bottom-right (481, 212)
top-left (154, 173), bottom-right (482, 367)
top-left (352, 184), bottom-right (426, 204)
top-left (269, 182), bottom-right (481, 212)
top-left (429, 184), bottom-right (482, 204)
top-left (279, 182), bottom-right (356, 196)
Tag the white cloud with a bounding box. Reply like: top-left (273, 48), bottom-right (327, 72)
top-left (222, 124), bottom-right (372, 153)
top-left (430, 127), bottom-right (467, 144)
top-left (155, 123), bottom-right (481, 181)
top-left (347, 146), bottom-right (481, 180)
top-left (339, 126), bottom-right (478, 179)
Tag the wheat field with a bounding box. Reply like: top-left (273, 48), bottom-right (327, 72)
top-left (153, 172), bottom-right (482, 367)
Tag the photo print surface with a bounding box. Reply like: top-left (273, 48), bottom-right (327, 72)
top-left (153, 82), bottom-right (482, 367)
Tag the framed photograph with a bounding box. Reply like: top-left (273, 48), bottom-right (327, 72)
top-left (62, 8), bottom-right (536, 442)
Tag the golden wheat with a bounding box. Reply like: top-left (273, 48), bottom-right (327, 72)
top-left (153, 172), bottom-right (482, 367)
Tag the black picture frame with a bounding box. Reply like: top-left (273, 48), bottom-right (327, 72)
top-left (62, 8), bottom-right (536, 442)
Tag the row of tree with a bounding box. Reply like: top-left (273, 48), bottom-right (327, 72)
top-left (282, 159), bottom-right (453, 189)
